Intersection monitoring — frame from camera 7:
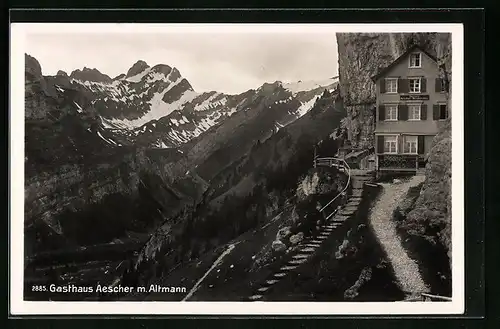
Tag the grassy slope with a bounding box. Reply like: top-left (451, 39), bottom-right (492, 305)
top-left (265, 185), bottom-right (404, 301)
top-left (125, 91), bottom-right (347, 297)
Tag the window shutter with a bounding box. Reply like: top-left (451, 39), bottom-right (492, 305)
top-left (398, 135), bottom-right (403, 154)
top-left (421, 104), bottom-right (427, 120)
top-left (418, 136), bottom-right (425, 154)
top-left (435, 78), bottom-right (442, 92)
top-left (378, 105), bottom-right (385, 121)
top-left (377, 136), bottom-right (384, 153)
top-left (397, 78), bottom-right (408, 93)
top-left (433, 105), bottom-right (440, 120)
top-left (399, 104), bottom-right (408, 121)
top-left (421, 78), bottom-right (427, 92)
top-left (379, 79), bottom-right (386, 93)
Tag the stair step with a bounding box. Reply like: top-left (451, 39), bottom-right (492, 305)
top-left (339, 211), bottom-right (355, 216)
top-left (315, 235), bottom-right (329, 240)
top-left (292, 254), bottom-right (310, 259)
top-left (280, 265), bottom-right (299, 271)
top-left (303, 244), bottom-right (321, 248)
top-left (300, 247), bottom-right (316, 252)
top-left (274, 272), bottom-right (287, 278)
top-left (258, 287), bottom-right (270, 292)
top-left (289, 258), bottom-right (308, 265)
top-left (249, 295), bottom-right (263, 300)
top-left (266, 279), bottom-right (279, 285)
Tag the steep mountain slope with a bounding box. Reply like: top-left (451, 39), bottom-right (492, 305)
top-left (128, 89), bottom-right (346, 290)
top-left (24, 55), bottom-right (205, 259)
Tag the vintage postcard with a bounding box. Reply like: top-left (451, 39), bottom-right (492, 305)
top-left (10, 22), bottom-right (464, 315)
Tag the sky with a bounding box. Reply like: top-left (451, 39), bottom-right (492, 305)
top-left (25, 31), bottom-right (338, 94)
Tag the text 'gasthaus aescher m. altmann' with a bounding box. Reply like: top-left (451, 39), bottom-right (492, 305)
top-left (48, 284), bottom-right (186, 294)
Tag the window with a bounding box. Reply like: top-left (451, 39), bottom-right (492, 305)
top-left (404, 136), bottom-right (418, 154)
top-left (384, 136), bottom-right (398, 154)
top-left (439, 104), bottom-right (448, 120)
top-left (409, 78), bottom-right (421, 93)
top-left (409, 53), bottom-right (421, 68)
top-left (409, 104), bottom-right (421, 120)
top-left (438, 79), bottom-right (446, 92)
top-left (385, 105), bottom-right (398, 121)
top-left (385, 78), bottom-right (398, 93)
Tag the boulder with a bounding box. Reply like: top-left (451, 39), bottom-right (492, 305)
top-left (272, 240), bottom-right (287, 252)
top-left (289, 232), bottom-right (304, 245)
top-left (276, 226), bottom-right (292, 240)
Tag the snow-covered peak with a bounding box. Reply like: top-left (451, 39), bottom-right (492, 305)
top-left (125, 68), bottom-right (152, 83)
top-left (70, 67), bottom-right (113, 84)
top-left (125, 60), bottom-right (150, 81)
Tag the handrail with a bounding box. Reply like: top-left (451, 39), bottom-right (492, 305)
top-left (420, 292), bottom-right (452, 301)
top-left (402, 290), bottom-right (452, 301)
top-left (314, 157), bottom-right (351, 215)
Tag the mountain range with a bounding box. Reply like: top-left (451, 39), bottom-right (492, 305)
top-left (39, 56), bottom-right (339, 149)
top-left (24, 53), bottom-right (340, 255)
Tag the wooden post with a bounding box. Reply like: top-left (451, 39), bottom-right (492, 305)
top-left (313, 146), bottom-right (317, 168)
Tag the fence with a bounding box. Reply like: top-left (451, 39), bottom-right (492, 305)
top-left (313, 157), bottom-right (351, 220)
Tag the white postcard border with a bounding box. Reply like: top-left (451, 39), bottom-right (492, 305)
top-left (10, 23), bottom-right (464, 315)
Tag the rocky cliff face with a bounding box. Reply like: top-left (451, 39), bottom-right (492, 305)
top-left (70, 67), bottom-right (113, 83)
top-left (336, 33), bottom-right (452, 262)
top-left (336, 33), bottom-right (451, 149)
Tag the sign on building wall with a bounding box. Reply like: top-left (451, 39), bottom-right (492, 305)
top-left (400, 94), bottom-right (430, 101)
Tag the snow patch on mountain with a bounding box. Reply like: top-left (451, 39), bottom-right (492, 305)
top-left (296, 95), bottom-right (320, 118)
top-left (274, 121), bottom-right (285, 133)
top-left (145, 71), bottom-right (169, 84)
top-left (73, 101), bottom-right (83, 113)
top-left (109, 87), bottom-right (198, 129)
top-left (96, 130), bottom-right (116, 145)
top-left (125, 67), bottom-right (151, 83)
top-left (194, 93), bottom-right (221, 112)
top-left (154, 139), bottom-right (171, 148)
top-left (283, 77), bottom-right (338, 94)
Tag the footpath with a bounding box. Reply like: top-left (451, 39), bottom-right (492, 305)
top-left (368, 175), bottom-right (429, 298)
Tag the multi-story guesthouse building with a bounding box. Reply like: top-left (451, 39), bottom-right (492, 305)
top-left (371, 44), bottom-right (449, 173)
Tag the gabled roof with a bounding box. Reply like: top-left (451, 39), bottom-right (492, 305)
top-left (370, 44), bottom-right (438, 82)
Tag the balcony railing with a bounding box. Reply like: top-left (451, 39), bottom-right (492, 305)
top-left (379, 154), bottom-right (420, 170)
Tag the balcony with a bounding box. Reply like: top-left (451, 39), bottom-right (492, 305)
top-left (378, 154), bottom-right (424, 171)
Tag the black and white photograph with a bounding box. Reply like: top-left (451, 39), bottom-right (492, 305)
top-left (10, 23), bottom-right (464, 315)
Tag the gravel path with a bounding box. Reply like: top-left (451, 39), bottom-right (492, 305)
top-left (369, 175), bottom-right (429, 297)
